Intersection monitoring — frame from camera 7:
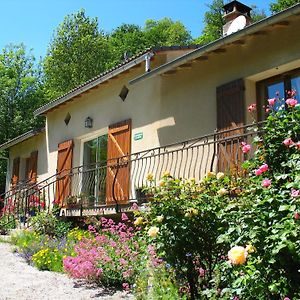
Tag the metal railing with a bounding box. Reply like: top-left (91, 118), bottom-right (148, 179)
top-left (0, 122), bottom-right (264, 219)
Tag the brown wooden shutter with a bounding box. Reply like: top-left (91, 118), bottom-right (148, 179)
top-left (55, 140), bottom-right (73, 206)
top-left (106, 119), bottom-right (131, 205)
top-left (11, 157), bottom-right (20, 188)
top-left (28, 151), bottom-right (38, 184)
top-left (216, 79), bottom-right (245, 173)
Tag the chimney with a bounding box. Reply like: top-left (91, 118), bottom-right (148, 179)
top-left (223, 1), bottom-right (252, 36)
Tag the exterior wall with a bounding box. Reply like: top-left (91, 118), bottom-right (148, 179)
top-left (7, 132), bottom-right (47, 191)
top-left (6, 18), bottom-right (300, 190)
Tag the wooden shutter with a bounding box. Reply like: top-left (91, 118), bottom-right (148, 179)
top-left (106, 119), bottom-right (131, 205)
top-left (28, 151), bottom-right (38, 184)
top-left (216, 79), bottom-right (245, 173)
top-left (55, 140), bottom-right (73, 206)
top-left (11, 157), bottom-right (20, 188)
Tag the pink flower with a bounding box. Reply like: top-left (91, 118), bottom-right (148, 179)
top-left (241, 142), bottom-right (251, 154)
top-left (295, 141), bottom-right (300, 149)
top-left (283, 138), bottom-right (294, 147)
top-left (260, 164), bottom-right (269, 173)
top-left (121, 213), bottom-right (129, 221)
top-left (255, 163), bottom-right (269, 176)
top-left (291, 189), bottom-right (300, 198)
top-left (286, 98), bottom-right (298, 107)
top-left (294, 213), bottom-right (299, 220)
top-left (255, 169), bottom-right (263, 176)
top-left (248, 103), bottom-right (256, 112)
top-left (268, 98), bottom-right (276, 106)
top-left (122, 282), bottom-right (130, 291)
top-left (262, 179), bottom-right (271, 188)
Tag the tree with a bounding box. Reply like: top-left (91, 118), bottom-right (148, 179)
top-left (270, 0), bottom-right (300, 13)
top-left (143, 18), bottom-right (192, 47)
top-left (108, 24), bottom-right (147, 67)
top-left (43, 9), bottom-right (111, 100)
top-left (195, 0), bottom-right (225, 45)
top-left (0, 44), bottom-right (45, 193)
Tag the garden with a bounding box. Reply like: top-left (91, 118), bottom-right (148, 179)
top-left (1, 92), bottom-right (300, 299)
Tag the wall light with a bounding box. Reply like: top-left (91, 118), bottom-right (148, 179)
top-left (85, 116), bottom-right (93, 128)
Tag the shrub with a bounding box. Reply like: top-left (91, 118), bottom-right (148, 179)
top-left (63, 216), bottom-right (147, 289)
top-left (30, 211), bottom-right (71, 237)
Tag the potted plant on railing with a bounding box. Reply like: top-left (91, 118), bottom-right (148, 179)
top-left (65, 195), bottom-right (79, 209)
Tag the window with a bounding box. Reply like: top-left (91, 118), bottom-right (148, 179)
top-left (82, 134), bottom-right (108, 205)
top-left (257, 68), bottom-right (300, 120)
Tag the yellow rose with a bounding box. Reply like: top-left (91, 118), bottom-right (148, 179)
top-left (228, 246), bottom-right (248, 265)
top-left (162, 171), bottom-right (171, 178)
top-left (158, 180), bottom-right (165, 187)
top-left (217, 188), bottom-right (228, 196)
top-left (246, 244), bottom-right (256, 254)
top-left (156, 215), bottom-right (164, 223)
top-left (148, 226), bottom-right (159, 238)
top-left (184, 208), bottom-right (198, 218)
top-left (216, 172), bottom-right (225, 180)
top-left (146, 173), bottom-right (154, 181)
top-left (134, 217), bottom-right (144, 226)
top-left (207, 171), bottom-right (216, 178)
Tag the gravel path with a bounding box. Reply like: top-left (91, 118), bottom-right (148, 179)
top-left (0, 241), bottom-right (133, 300)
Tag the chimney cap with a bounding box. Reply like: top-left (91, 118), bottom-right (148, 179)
top-left (223, 1), bottom-right (252, 16)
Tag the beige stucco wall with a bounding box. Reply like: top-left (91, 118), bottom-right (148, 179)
top-left (7, 132), bottom-right (48, 191)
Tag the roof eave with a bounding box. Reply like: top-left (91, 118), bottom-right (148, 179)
top-left (129, 4), bottom-right (300, 85)
top-left (0, 128), bottom-right (45, 151)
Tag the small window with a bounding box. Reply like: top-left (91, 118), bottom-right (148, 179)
top-left (64, 113), bottom-right (71, 125)
top-left (119, 85), bottom-right (129, 101)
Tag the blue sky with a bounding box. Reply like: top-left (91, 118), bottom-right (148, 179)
top-left (0, 0), bottom-right (270, 59)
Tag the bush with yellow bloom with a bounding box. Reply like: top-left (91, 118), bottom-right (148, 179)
top-left (148, 226), bottom-right (159, 238)
top-left (228, 246), bottom-right (248, 265)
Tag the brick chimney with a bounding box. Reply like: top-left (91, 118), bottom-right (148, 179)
top-left (223, 1), bottom-right (252, 36)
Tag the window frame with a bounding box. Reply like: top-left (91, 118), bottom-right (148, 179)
top-left (256, 67), bottom-right (300, 120)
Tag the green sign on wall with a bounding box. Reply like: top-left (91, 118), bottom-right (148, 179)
top-left (134, 132), bottom-right (143, 141)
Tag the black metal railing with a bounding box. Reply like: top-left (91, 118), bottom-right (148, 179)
top-left (0, 122), bottom-right (264, 220)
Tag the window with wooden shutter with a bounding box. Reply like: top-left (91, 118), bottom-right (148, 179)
top-left (55, 140), bottom-right (73, 206)
top-left (106, 119), bottom-right (131, 205)
top-left (28, 151), bottom-right (38, 184)
top-left (11, 157), bottom-right (20, 188)
top-left (216, 79), bottom-right (245, 173)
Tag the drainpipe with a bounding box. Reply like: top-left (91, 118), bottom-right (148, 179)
top-left (145, 53), bottom-right (154, 72)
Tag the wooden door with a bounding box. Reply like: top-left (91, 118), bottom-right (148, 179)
top-left (106, 119), bottom-right (131, 205)
top-left (11, 157), bottom-right (20, 188)
top-left (217, 79), bottom-right (245, 173)
top-left (56, 140), bottom-right (73, 206)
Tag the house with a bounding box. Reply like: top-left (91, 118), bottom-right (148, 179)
top-left (1, 1), bottom-right (300, 217)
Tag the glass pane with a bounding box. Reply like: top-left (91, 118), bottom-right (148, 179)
top-left (291, 76), bottom-right (300, 101)
top-left (267, 81), bottom-right (285, 111)
top-left (82, 135), bottom-right (108, 206)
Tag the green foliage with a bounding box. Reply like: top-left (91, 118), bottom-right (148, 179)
top-left (135, 263), bottom-right (186, 300)
top-left (30, 211), bottom-right (71, 238)
top-left (43, 9), bottom-right (111, 99)
top-left (143, 18), bottom-right (192, 47)
top-left (0, 214), bottom-right (16, 234)
top-left (142, 173), bottom-right (237, 298)
top-left (11, 227), bottom-right (85, 272)
top-left (270, 0), bottom-right (300, 13)
top-left (0, 44), bottom-right (45, 192)
top-left (195, 0), bottom-right (225, 45)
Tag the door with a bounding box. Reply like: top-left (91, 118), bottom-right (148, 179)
top-left (217, 79), bottom-right (245, 173)
top-left (106, 119), bottom-right (131, 205)
top-left (56, 140), bottom-right (73, 206)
